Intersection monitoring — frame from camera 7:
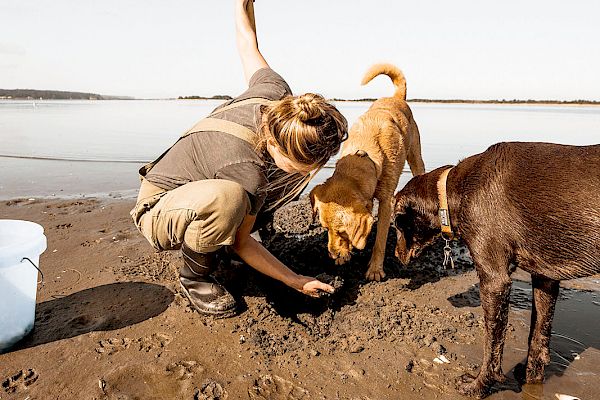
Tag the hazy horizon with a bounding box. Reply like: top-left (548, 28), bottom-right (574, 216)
top-left (2, 0), bottom-right (599, 101)
top-left (3, 90), bottom-right (600, 102)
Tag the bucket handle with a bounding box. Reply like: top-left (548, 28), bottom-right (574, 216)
top-left (21, 257), bottom-right (44, 285)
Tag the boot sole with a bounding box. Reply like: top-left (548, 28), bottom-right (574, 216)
top-left (179, 281), bottom-right (237, 319)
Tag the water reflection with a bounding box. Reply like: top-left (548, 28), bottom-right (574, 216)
top-left (449, 280), bottom-right (598, 399)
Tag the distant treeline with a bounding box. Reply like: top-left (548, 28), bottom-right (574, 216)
top-left (0, 89), bottom-right (132, 100)
top-left (2, 89), bottom-right (597, 104)
top-left (178, 95), bottom-right (233, 100)
top-left (332, 98), bottom-right (600, 105)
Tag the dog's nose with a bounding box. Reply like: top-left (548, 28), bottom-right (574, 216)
top-left (328, 250), bottom-right (337, 259)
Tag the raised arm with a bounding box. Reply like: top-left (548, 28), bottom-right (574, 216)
top-left (235, 0), bottom-right (269, 85)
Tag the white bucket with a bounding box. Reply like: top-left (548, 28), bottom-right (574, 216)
top-left (0, 219), bottom-right (47, 353)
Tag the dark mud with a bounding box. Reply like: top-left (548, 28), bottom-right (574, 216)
top-left (215, 198), bottom-right (481, 392)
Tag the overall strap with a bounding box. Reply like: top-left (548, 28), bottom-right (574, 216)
top-left (180, 97), bottom-right (274, 144)
top-left (138, 97), bottom-right (272, 179)
top-left (208, 97), bottom-right (272, 116)
top-left (181, 118), bottom-right (256, 144)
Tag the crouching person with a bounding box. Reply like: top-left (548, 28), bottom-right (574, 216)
top-left (130, 0), bottom-right (348, 317)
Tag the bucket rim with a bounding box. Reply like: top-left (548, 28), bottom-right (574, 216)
top-left (0, 219), bottom-right (47, 268)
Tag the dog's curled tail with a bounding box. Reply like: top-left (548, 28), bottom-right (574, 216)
top-left (361, 63), bottom-right (407, 100)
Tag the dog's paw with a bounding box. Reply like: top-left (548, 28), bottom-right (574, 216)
top-left (365, 267), bottom-right (385, 281)
top-left (456, 374), bottom-right (490, 399)
top-left (334, 253), bottom-right (351, 265)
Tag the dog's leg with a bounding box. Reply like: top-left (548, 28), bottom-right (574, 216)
top-left (459, 263), bottom-right (511, 398)
top-left (522, 275), bottom-right (559, 383)
top-left (365, 194), bottom-right (392, 281)
top-left (406, 126), bottom-right (426, 176)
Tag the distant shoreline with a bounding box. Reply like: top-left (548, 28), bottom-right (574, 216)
top-left (0, 89), bottom-right (132, 100)
top-left (332, 98), bottom-right (600, 106)
top-left (1, 89), bottom-right (598, 106)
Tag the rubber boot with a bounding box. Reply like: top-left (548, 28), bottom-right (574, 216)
top-left (179, 243), bottom-right (236, 318)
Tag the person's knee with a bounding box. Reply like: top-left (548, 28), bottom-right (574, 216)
top-left (212, 180), bottom-right (250, 220)
top-left (184, 180), bottom-right (250, 251)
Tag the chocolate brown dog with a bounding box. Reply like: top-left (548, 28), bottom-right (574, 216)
top-left (311, 63), bottom-right (425, 281)
top-left (393, 142), bottom-right (600, 398)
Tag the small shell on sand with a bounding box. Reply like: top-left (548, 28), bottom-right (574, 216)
top-left (433, 355), bottom-right (450, 364)
top-left (438, 354), bottom-right (450, 363)
top-left (555, 394), bottom-right (580, 400)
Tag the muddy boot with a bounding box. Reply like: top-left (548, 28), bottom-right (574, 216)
top-left (179, 243), bottom-right (236, 318)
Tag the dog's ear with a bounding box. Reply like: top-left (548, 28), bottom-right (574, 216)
top-left (309, 185), bottom-right (322, 222)
top-left (393, 195), bottom-right (413, 233)
top-left (393, 194), bottom-right (414, 265)
top-left (393, 193), bottom-right (408, 216)
top-left (394, 227), bottom-right (411, 265)
top-left (349, 213), bottom-right (374, 250)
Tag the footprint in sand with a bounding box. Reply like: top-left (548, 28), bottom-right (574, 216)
top-left (96, 333), bottom-right (172, 356)
top-left (249, 375), bottom-right (309, 400)
top-left (195, 379), bottom-right (227, 400)
top-left (166, 360), bottom-right (204, 380)
top-left (2, 369), bottom-right (39, 394)
top-left (100, 363), bottom-right (213, 399)
top-left (51, 200), bottom-right (97, 215)
top-left (95, 337), bottom-right (133, 355)
top-left (55, 223), bottom-right (72, 229)
top-left (100, 364), bottom-right (189, 399)
top-left (114, 253), bottom-right (178, 282)
top-left (68, 314), bottom-right (114, 335)
top-left (138, 333), bottom-right (172, 352)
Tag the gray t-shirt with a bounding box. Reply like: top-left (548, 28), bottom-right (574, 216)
top-left (145, 68), bottom-right (294, 215)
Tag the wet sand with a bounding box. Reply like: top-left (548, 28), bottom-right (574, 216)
top-left (1, 197), bottom-right (598, 399)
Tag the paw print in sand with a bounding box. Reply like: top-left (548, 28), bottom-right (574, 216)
top-left (195, 379), bottom-right (227, 400)
top-left (96, 337), bottom-right (133, 355)
top-left (249, 374), bottom-right (309, 400)
top-left (95, 333), bottom-right (172, 356)
top-left (166, 360), bottom-right (204, 380)
top-left (2, 369), bottom-right (39, 394)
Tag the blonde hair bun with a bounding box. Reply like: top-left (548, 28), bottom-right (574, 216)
top-left (292, 93), bottom-right (325, 122)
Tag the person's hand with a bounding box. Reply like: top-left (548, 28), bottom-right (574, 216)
top-left (294, 275), bottom-right (335, 298)
top-left (236, 0), bottom-right (254, 14)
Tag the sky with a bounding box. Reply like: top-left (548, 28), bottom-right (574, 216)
top-left (1, 0), bottom-right (599, 100)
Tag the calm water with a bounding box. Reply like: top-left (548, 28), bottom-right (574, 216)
top-left (0, 99), bottom-right (599, 199)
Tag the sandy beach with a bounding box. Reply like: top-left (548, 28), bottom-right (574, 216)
top-left (1, 196), bottom-right (598, 400)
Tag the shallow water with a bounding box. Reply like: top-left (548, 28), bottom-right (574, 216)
top-left (1, 99), bottom-right (599, 199)
top-left (510, 281), bottom-right (599, 363)
top-left (447, 273), bottom-right (599, 399)
top-left (506, 281), bottom-right (599, 400)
